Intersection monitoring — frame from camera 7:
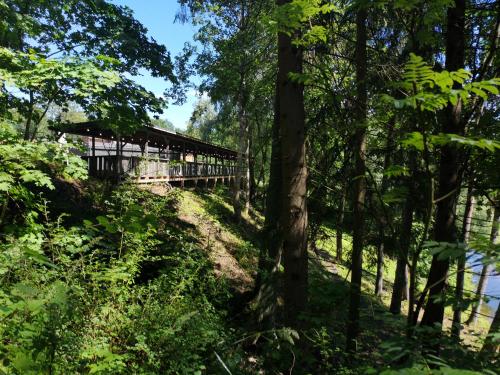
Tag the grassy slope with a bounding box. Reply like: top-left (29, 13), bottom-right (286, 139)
top-left (147, 186), bottom-right (492, 370)
top-left (145, 185), bottom-right (262, 293)
top-left (315, 224), bottom-right (492, 346)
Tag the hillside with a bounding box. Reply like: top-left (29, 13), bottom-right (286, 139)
top-left (133, 185), bottom-right (494, 372)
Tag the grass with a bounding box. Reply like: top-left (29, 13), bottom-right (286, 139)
top-left (315, 222), bottom-right (492, 349)
top-left (143, 186), bottom-right (494, 372)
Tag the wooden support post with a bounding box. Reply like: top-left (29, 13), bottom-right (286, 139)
top-left (145, 134), bottom-right (149, 179)
top-left (91, 136), bottom-right (96, 175)
top-left (165, 139), bottom-right (170, 180)
top-left (204, 152), bottom-right (208, 178)
top-left (182, 141), bottom-right (186, 180)
top-left (116, 134), bottom-right (121, 178)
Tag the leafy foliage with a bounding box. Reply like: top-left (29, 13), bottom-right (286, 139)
top-left (389, 54), bottom-right (500, 112)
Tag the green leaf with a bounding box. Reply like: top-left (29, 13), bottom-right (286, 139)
top-left (401, 132), bottom-right (424, 151)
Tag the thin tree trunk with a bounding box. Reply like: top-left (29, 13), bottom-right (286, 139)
top-left (255, 116), bottom-right (267, 190)
top-left (233, 6), bottom-right (250, 221)
top-left (403, 264), bottom-right (410, 301)
top-left (249, 130), bottom-right (256, 205)
top-left (233, 96), bottom-right (250, 222)
top-left (276, 0), bottom-right (308, 327)
top-left (466, 263), bottom-right (491, 326)
top-left (467, 203), bottom-right (499, 326)
top-left (452, 184), bottom-right (475, 338)
top-left (481, 301), bottom-right (500, 355)
top-left (346, 5), bottom-right (368, 353)
top-left (390, 187), bottom-right (414, 314)
top-left (375, 117), bottom-right (395, 296)
top-left (375, 244), bottom-right (384, 297)
top-left (336, 180), bottom-right (346, 262)
top-left (244, 131), bottom-right (251, 213)
top-left (420, 0), bottom-right (466, 341)
top-left (24, 90), bottom-right (34, 141)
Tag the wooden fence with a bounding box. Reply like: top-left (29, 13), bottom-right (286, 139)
top-left (82, 155), bottom-right (236, 182)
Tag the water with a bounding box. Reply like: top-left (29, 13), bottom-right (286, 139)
top-left (468, 252), bottom-right (500, 314)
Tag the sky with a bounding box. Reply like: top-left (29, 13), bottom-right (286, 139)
top-left (112, 0), bottom-right (200, 130)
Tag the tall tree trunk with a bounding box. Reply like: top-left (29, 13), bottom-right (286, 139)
top-left (466, 263), bottom-right (491, 326)
top-left (375, 245), bottom-right (384, 296)
top-left (375, 117), bottom-right (395, 297)
top-left (277, 0), bottom-right (308, 327)
top-left (420, 0), bottom-right (466, 339)
top-left (346, 5), bottom-right (368, 352)
top-left (249, 130), bottom-right (257, 205)
top-left (233, 95), bottom-right (250, 222)
top-left (336, 176), bottom-right (347, 262)
top-left (403, 265), bottom-right (410, 301)
top-left (481, 301), bottom-right (500, 355)
top-left (254, 81), bottom-right (283, 329)
top-left (24, 90), bottom-right (34, 141)
top-left (467, 203), bottom-right (499, 326)
top-left (390, 185), bottom-right (414, 314)
top-left (452, 183), bottom-right (475, 338)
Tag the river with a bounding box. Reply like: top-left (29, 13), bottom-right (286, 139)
top-left (468, 252), bottom-right (499, 315)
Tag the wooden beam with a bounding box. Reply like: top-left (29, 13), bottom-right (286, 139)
top-left (116, 134), bottom-right (122, 175)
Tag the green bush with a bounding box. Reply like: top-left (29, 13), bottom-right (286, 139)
top-left (0, 124), bottom-right (230, 374)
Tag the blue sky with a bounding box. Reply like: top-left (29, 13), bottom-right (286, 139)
top-left (112, 0), bottom-right (200, 130)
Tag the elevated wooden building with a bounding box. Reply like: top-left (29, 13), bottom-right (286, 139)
top-left (55, 121), bottom-right (238, 186)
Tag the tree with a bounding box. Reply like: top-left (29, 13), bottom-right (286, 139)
top-left (0, 0), bottom-right (177, 139)
top-left (346, 2), bottom-right (368, 352)
top-left (151, 117), bottom-right (176, 132)
top-left (467, 199), bottom-right (499, 326)
top-left (185, 97), bottom-right (218, 140)
top-left (374, 117), bottom-right (395, 297)
top-left (452, 181), bottom-right (475, 338)
top-left (482, 298), bottom-right (500, 355)
top-left (276, 0), bottom-right (308, 327)
top-left (420, 0), bottom-right (466, 336)
top-left (178, 0), bottom-right (275, 222)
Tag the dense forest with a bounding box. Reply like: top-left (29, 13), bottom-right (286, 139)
top-left (0, 0), bottom-right (499, 373)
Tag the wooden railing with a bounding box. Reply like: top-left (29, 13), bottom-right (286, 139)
top-left (82, 156), bottom-right (236, 181)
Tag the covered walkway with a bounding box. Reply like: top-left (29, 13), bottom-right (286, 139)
top-left (55, 121), bottom-right (238, 185)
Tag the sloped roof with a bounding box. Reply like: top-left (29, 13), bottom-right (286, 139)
top-left (54, 120), bottom-right (238, 159)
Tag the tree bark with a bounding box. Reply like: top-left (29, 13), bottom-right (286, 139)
top-left (346, 5), bottom-right (368, 352)
top-left (390, 186), bottom-right (414, 314)
top-left (277, 0), bottom-right (308, 327)
top-left (452, 184), bottom-right (475, 338)
top-left (233, 6), bottom-right (250, 222)
top-left (24, 90), bottom-right (34, 141)
top-left (481, 301), bottom-right (500, 355)
top-left (420, 0), bottom-right (466, 339)
top-left (254, 80), bottom-right (282, 329)
top-left (375, 117), bottom-right (395, 297)
top-left (403, 264), bottom-right (410, 301)
top-left (249, 131), bottom-right (257, 204)
top-left (375, 244), bottom-right (384, 297)
top-left (467, 203), bottom-right (499, 326)
top-left (336, 178), bottom-right (346, 262)
top-left (466, 263), bottom-right (491, 326)
top-left (233, 93), bottom-right (250, 222)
